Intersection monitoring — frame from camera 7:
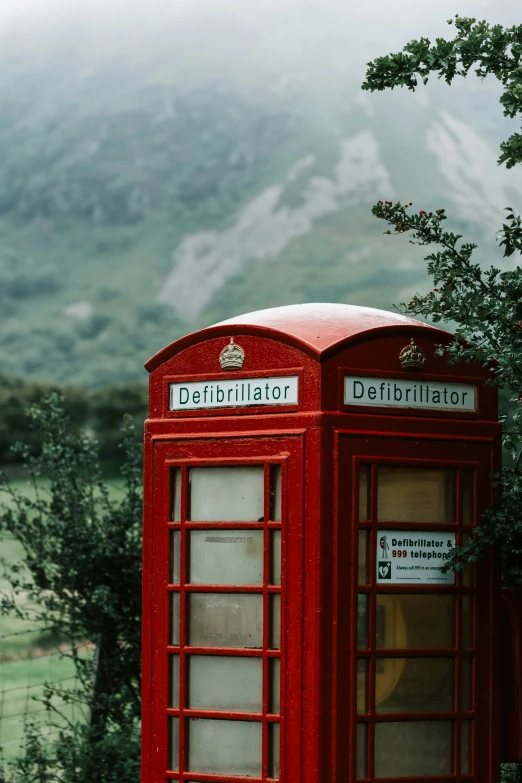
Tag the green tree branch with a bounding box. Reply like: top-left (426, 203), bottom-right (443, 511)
top-left (362, 15), bottom-right (522, 168)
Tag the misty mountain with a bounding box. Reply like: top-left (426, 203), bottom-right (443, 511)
top-left (0, 1), bottom-right (520, 385)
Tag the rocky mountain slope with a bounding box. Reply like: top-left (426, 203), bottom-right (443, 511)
top-left (0, 0), bottom-right (520, 385)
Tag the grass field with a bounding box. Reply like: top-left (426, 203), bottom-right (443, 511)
top-left (0, 476), bottom-right (126, 763)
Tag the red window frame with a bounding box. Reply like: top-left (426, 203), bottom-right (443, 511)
top-left (163, 454), bottom-right (286, 783)
top-left (353, 456), bottom-right (478, 782)
top-left (336, 432), bottom-right (496, 783)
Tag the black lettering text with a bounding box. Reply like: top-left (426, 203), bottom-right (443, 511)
top-left (353, 381), bottom-right (364, 399)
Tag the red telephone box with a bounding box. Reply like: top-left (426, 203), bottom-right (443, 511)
top-left (143, 303), bottom-right (502, 783)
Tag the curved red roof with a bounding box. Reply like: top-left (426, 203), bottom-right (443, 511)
top-left (145, 303), bottom-right (450, 371)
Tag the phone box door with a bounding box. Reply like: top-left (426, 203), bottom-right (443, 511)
top-left (337, 433), bottom-right (498, 783)
top-left (143, 434), bottom-right (305, 783)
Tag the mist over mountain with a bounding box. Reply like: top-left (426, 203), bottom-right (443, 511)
top-left (0, 0), bottom-right (520, 385)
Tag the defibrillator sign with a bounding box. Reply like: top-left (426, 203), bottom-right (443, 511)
top-left (376, 530), bottom-right (456, 585)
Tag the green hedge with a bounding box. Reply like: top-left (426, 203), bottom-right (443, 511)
top-left (0, 376), bottom-right (147, 467)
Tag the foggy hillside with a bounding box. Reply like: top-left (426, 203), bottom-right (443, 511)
top-left (0, 0), bottom-right (520, 385)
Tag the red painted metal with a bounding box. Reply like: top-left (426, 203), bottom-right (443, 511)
top-left (145, 304), bottom-right (445, 371)
top-left (500, 590), bottom-right (522, 760)
top-left (337, 439), bottom-right (498, 783)
top-left (143, 304), bottom-right (501, 783)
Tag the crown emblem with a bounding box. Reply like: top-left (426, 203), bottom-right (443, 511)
top-left (399, 339), bottom-right (426, 371)
top-left (219, 338), bottom-right (245, 371)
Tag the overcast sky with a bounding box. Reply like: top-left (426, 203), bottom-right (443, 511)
top-left (0, 0), bottom-right (514, 30)
top-left (1, 0), bottom-right (519, 109)
top-left (1, 0), bottom-right (518, 67)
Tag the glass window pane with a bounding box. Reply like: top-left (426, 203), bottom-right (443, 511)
top-left (376, 658), bottom-right (454, 713)
top-left (376, 594), bottom-right (454, 649)
top-left (270, 465), bottom-right (282, 521)
top-left (359, 465), bottom-right (370, 521)
top-left (168, 717), bottom-right (179, 771)
top-left (358, 531), bottom-right (369, 585)
top-left (461, 720), bottom-right (472, 773)
top-left (357, 659), bottom-right (368, 714)
top-left (189, 655), bottom-right (262, 712)
top-left (170, 530), bottom-right (181, 584)
top-left (270, 658), bottom-right (280, 714)
top-left (189, 466), bottom-right (264, 521)
top-left (375, 721), bottom-right (453, 776)
top-left (462, 595), bottom-right (474, 648)
top-left (356, 723), bottom-right (367, 779)
top-left (462, 470), bottom-right (474, 525)
top-left (188, 718), bottom-right (262, 776)
top-left (171, 468), bottom-right (181, 521)
top-left (189, 530), bottom-right (264, 585)
top-left (188, 593), bottom-right (263, 648)
top-left (462, 657), bottom-right (472, 711)
top-left (169, 655), bottom-right (180, 708)
top-left (271, 594), bottom-right (281, 650)
top-left (270, 722), bottom-right (280, 778)
top-left (358, 594), bottom-right (368, 650)
top-left (271, 530), bottom-right (281, 586)
top-left (170, 592), bottom-right (180, 646)
top-left (377, 467), bottom-right (456, 523)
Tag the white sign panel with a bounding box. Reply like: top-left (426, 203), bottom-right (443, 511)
top-left (344, 376), bottom-right (476, 412)
top-left (169, 376), bottom-right (299, 411)
top-left (376, 530), bottom-right (456, 585)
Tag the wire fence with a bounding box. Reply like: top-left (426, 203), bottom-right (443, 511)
top-left (0, 625), bottom-right (90, 769)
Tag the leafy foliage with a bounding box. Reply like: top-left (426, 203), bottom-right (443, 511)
top-left (371, 200), bottom-right (522, 391)
top-left (0, 377), bottom-right (147, 467)
top-left (363, 15), bottom-right (522, 585)
top-left (362, 15), bottom-right (522, 169)
top-left (368, 197), bottom-right (522, 585)
top-left (0, 395), bottom-right (142, 782)
top-left (502, 762), bottom-right (522, 782)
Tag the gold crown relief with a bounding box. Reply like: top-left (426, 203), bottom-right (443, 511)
top-left (219, 338), bottom-right (245, 371)
top-left (399, 339), bottom-right (426, 371)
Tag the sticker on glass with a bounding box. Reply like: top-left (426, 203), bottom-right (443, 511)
top-left (376, 531), bottom-right (456, 585)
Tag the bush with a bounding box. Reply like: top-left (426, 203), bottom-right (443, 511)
top-left (0, 394), bottom-right (142, 783)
